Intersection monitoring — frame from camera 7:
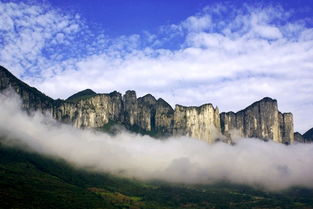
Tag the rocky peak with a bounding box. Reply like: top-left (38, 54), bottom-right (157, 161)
top-left (123, 90), bottom-right (137, 101)
top-left (155, 98), bottom-right (174, 135)
top-left (303, 128), bottom-right (313, 142)
top-left (123, 90), bottom-right (138, 126)
top-left (136, 94), bottom-right (157, 132)
top-left (220, 97), bottom-right (294, 143)
top-left (0, 66), bottom-right (297, 144)
top-left (294, 132), bottom-right (306, 143)
top-left (0, 65), bottom-right (54, 111)
top-left (138, 94), bottom-right (157, 105)
top-left (157, 98), bottom-right (172, 108)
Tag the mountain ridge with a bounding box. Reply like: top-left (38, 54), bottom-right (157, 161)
top-left (66, 88), bottom-right (97, 102)
top-left (0, 65), bottom-right (307, 144)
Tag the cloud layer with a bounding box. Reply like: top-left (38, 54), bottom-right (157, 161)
top-left (0, 2), bottom-right (312, 132)
top-left (1, 92), bottom-right (313, 191)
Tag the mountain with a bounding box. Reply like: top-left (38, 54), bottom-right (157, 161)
top-left (294, 132), bottom-right (306, 143)
top-left (220, 98), bottom-right (294, 144)
top-left (303, 128), bottom-right (313, 142)
top-left (0, 65), bottom-right (295, 144)
top-left (0, 66), bottom-right (55, 111)
top-left (292, 128), bottom-right (313, 143)
top-left (66, 88), bottom-right (97, 102)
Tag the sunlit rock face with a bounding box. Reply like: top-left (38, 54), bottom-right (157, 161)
top-left (220, 98), bottom-right (294, 144)
top-left (173, 104), bottom-right (221, 143)
top-left (0, 65), bottom-right (295, 144)
top-left (279, 113), bottom-right (294, 144)
top-left (54, 92), bottom-right (123, 128)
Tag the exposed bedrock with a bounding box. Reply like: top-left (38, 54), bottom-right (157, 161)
top-left (173, 104), bottom-right (221, 143)
top-left (0, 65), bottom-right (295, 143)
top-left (220, 98), bottom-right (294, 144)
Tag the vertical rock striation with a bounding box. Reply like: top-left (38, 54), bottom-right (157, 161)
top-left (54, 92), bottom-right (123, 128)
top-left (0, 65), bottom-right (296, 144)
top-left (220, 98), bottom-right (294, 144)
top-left (123, 90), bottom-right (138, 127)
top-left (155, 98), bottom-right (174, 135)
top-left (173, 104), bottom-right (221, 143)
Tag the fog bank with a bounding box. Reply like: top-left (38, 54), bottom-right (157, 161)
top-left (0, 91), bottom-right (313, 191)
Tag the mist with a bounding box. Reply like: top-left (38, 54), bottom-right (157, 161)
top-left (1, 91), bottom-right (313, 191)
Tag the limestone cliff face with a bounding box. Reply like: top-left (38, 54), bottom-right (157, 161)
top-left (0, 66), bottom-right (296, 144)
top-left (123, 91), bottom-right (156, 132)
top-left (173, 104), bottom-right (221, 143)
top-left (54, 92), bottom-right (123, 128)
top-left (220, 98), bottom-right (294, 144)
top-left (294, 132), bottom-right (306, 143)
top-left (155, 98), bottom-right (174, 135)
top-left (123, 90), bottom-right (138, 127)
top-left (279, 113), bottom-right (294, 144)
top-left (136, 94), bottom-right (157, 132)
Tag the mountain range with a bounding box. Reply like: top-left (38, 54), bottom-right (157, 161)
top-left (0, 65), bottom-right (312, 144)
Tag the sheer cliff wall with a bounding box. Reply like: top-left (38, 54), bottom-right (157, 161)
top-left (220, 98), bottom-right (294, 144)
top-left (0, 66), bottom-right (294, 143)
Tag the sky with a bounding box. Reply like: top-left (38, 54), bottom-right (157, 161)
top-left (0, 0), bottom-right (312, 133)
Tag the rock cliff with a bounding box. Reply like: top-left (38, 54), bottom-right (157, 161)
top-left (303, 128), bottom-right (313, 142)
top-left (173, 104), bottom-right (221, 143)
top-left (294, 132), bottom-right (306, 143)
top-left (220, 98), bottom-right (294, 144)
top-left (0, 66), bottom-right (55, 111)
top-left (0, 66), bottom-right (296, 144)
top-left (54, 92), bottom-right (124, 128)
top-left (294, 128), bottom-right (313, 143)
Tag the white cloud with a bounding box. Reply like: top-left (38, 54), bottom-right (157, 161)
top-left (181, 15), bottom-right (211, 32)
top-left (0, 2), bottom-right (82, 76)
top-left (1, 92), bottom-right (313, 191)
top-left (0, 2), bottom-right (312, 133)
top-left (253, 25), bottom-right (283, 39)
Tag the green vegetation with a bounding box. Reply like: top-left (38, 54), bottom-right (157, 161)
top-left (66, 89), bottom-right (97, 103)
top-left (1, 139), bottom-right (313, 209)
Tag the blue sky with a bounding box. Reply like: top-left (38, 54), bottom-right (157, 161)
top-left (0, 0), bottom-right (312, 133)
top-left (49, 0), bottom-right (313, 36)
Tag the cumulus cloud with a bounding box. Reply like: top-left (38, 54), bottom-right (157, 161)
top-left (0, 2), bottom-right (312, 133)
top-left (1, 91), bottom-right (313, 191)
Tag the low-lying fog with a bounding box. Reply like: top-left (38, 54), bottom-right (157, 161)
top-left (1, 91), bottom-right (313, 191)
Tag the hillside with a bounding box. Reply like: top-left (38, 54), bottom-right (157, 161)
top-left (1, 137), bottom-right (313, 209)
